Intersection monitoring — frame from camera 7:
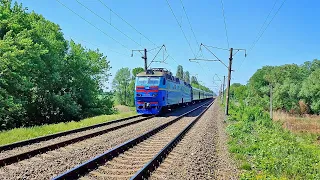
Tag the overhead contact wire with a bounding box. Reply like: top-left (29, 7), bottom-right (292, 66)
top-left (55, 0), bottom-right (129, 50)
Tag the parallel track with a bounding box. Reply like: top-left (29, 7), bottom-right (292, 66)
top-left (53, 100), bottom-right (213, 180)
top-left (0, 115), bottom-right (155, 167)
top-left (0, 115), bottom-right (142, 151)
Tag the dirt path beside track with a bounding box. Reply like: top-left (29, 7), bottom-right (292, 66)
top-left (151, 100), bottom-right (239, 180)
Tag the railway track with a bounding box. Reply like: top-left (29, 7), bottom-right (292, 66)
top-left (0, 115), bottom-right (155, 166)
top-left (53, 100), bottom-right (213, 180)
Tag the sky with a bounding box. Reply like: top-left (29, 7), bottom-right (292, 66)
top-left (15, 0), bottom-right (320, 94)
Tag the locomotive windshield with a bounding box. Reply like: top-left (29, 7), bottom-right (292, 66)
top-left (136, 77), bottom-right (160, 86)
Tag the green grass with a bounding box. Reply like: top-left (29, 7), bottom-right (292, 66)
top-left (226, 102), bottom-right (320, 179)
top-left (0, 111), bottom-right (137, 146)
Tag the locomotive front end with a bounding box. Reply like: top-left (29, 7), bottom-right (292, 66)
top-left (135, 70), bottom-right (166, 115)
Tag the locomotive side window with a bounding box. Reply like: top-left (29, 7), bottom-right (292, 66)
top-left (163, 78), bottom-right (166, 85)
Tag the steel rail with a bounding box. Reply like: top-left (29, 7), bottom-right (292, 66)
top-left (0, 114), bottom-right (142, 151)
top-left (52, 100), bottom-right (213, 180)
top-left (131, 101), bottom-right (213, 179)
top-left (0, 115), bottom-right (155, 167)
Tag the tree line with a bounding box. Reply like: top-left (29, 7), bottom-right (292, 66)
top-left (0, 1), bottom-right (114, 130)
top-left (229, 59), bottom-right (320, 114)
top-left (175, 65), bottom-right (213, 93)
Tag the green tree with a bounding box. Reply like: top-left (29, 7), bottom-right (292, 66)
top-left (300, 69), bottom-right (320, 114)
top-left (184, 71), bottom-right (190, 83)
top-left (132, 67), bottom-right (144, 79)
top-left (113, 68), bottom-right (131, 106)
top-left (0, 0), bottom-right (113, 130)
top-left (191, 76), bottom-right (198, 84)
top-left (176, 65), bottom-right (184, 79)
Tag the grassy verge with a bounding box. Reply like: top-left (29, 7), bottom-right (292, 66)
top-left (227, 102), bottom-right (320, 179)
top-left (0, 111), bottom-right (137, 146)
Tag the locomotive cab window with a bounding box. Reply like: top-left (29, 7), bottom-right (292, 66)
top-left (136, 77), bottom-right (160, 86)
top-left (163, 78), bottom-right (166, 85)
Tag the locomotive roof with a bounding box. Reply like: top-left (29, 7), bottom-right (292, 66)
top-left (136, 68), bottom-right (171, 77)
top-left (136, 71), bottom-right (166, 77)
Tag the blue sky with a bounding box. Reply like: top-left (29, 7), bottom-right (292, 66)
top-left (16, 0), bottom-right (319, 94)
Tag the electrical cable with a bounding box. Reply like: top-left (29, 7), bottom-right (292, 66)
top-left (75, 0), bottom-right (142, 48)
top-left (220, 0), bottom-right (230, 48)
top-left (55, 0), bottom-right (129, 50)
top-left (165, 0), bottom-right (196, 57)
top-left (179, 0), bottom-right (200, 46)
top-left (238, 0), bottom-right (286, 68)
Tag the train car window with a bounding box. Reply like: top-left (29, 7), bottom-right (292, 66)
top-left (163, 78), bottom-right (166, 85)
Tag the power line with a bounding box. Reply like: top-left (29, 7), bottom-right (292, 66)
top-left (204, 45), bottom-right (229, 51)
top-left (239, 0), bottom-right (287, 68)
top-left (179, 0), bottom-right (199, 46)
top-left (249, 0), bottom-right (279, 52)
top-left (165, 0), bottom-right (196, 57)
top-left (76, 0), bottom-right (172, 68)
top-left (201, 43), bottom-right (228, 68)
top-left (97, 0), bottom-right (157, 46)
top-left (220, 0), bottom-right (230, 48)
top-left (65, 35), bottom-right (128, 56)
top-left (55, 0), bottom-right (129, 50)
top-left (97, 0), bottom-right (180, 68)
top-left (75, 0), bottom-right (142, 48)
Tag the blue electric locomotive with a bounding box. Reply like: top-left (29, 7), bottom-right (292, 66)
top-left (135, 68), bottom-right (213, 115)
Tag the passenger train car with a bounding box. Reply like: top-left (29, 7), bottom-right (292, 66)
top-left (135, 68), bottom-right (213, 114)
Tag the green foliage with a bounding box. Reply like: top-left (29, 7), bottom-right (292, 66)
top-left (300, 69), bottom-right (320, 113)
top-left (246, 59), bottom-right (320, 114)
top-left (191, 76), bottom-right (198, 84)
top-left (191, 82), bottom-right (213, 93)
top-left (183, 71), bottom-right (190, 83)
top-left (0, 0), bottom-right (114, 130)
top-left (226, 80), bottom-right (320, 179)
top-left (113, 68), bottom-right (131, 106)
top-left (227, 113), bottom-right (320, 179)
top-left (176, 65), bottom-right (184, 79)
top-left (132, 67), bottom-right (144, 79)
top-left (229, 83), bottom-right (247, 101)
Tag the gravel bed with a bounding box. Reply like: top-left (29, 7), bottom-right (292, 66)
top-left (0, 116), bottom-right (145, 159)
top-left (150, 100), bottom-right (239, 180)
top-left (84, 105), bottom-right (208, 180)
top-left (0, 101), bottom-right (210, 180)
